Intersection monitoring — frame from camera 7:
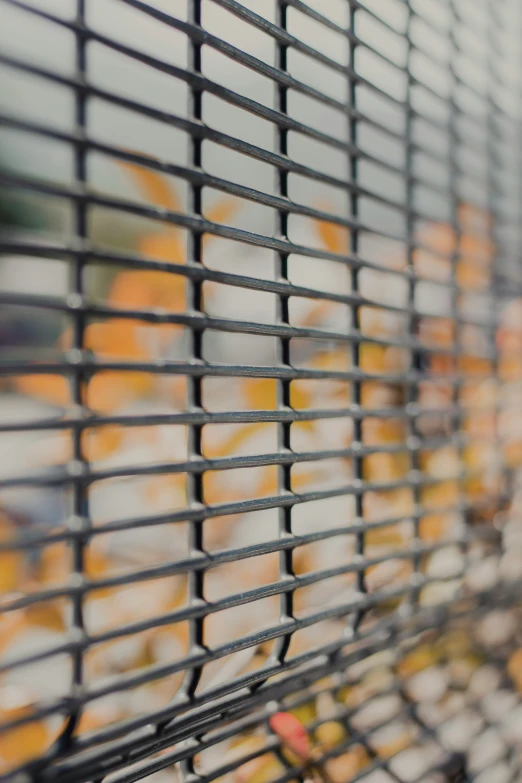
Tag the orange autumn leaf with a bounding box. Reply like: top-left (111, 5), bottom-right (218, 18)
top-left (205, 198), bottom-right (240, 230)
top-left (417, 220), bottom-right (456, 258)
top-left (244, 379), bottom-right (277, 410)
top-left (365, 526), bottom-right (405, 548)
top-left (119, 156), bottom-right (183, 213)
top-left (457, 259), bottom-right (488, 291)
top-left (241, 378), bottom-right (313, 432)
top-left (508, 649), bottom-right (522, 690)
top-left (315, 211), bottom-right (349, 255)
top-left (0, 518), bottom-right (22, 595)
top-left (257, 467), bottom-right (315, 497)
top-left (83, 427), bottom-right (123, 462)
top-left (47, 320), bottom-right (156, 413)
top-left (309, 349), bottom-right (348, 372)
top-left (419, 318), bottom-right (453, 349)
top-left (326, 749), bottom-right (368, 782)
top-left (76, 706), bottom-right (123, 735)
top-left (375, 732), bottom-right (411, 759)
top-left (458, 356), bottom-right (492, 376)
top-left (138, 233), bottom-right (185, 265)
top-left (16, 375), bottom-right (70, 407)
top-left (232, 738), bottom-right (284, 783)
top-left (25, 603), bottom-right (65, 632)
top-left (86, 371), bottom-right (153, 413)
top-left (415, 204), bottom-right (494, 291)
top-left (298, 300), bottom-right (333, 327)
top-left (421, 480), bottom-right (459, 510)
top-left (419, 514), bottom-right (448, 542)
top-left (290, 383), bottom-right (312, 414)
top-left (364, 418), bottom-right (405, 445)
top-left (144, 473), bottom-right (187, 506)
top-left (37, 542), bottom-right (69, 585)
top-left (85, 321), bottom-right (143, 360)
top-left (108, 268), bottom-right (185, 313)
top-left (459, 232), bottom-right (494, 263)
top-left (0, 713), bottom-right (49, 771)
top-left (120, 153), bottom-right (239, 229)
top-left (204, 422), bottom-right (271, 459)
top-left (360, 344), bottom-right (386, 373)
top-left (363, 452), bottom-right (408, 482)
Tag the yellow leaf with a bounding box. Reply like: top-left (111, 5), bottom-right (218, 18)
top-left (257, 468), bottom-right (315, 497)
top-left (360, 343), bottom-right (386, 373)
top-left (87, 371), bottom-right (153, 413)
top-left (365, 527), bottom-right (405, 548)
top-left (0, 521), bottom-right (22, 595)
top-left (289, 382), bottom-right (311, 412)
top-left (418, 514), bottom-right (447, 542)
top-left (397, 645), bottom-right (438, 677)
top-left (416, 220), bottom-right (456, 258)
top-left (139, 233), bottom-right (185, 265)
top-left (421, 480), bottom-right (458, 510)
top-left (16, 375), bottom-right (70, 407)
top-left (108, 267), bottom-right (186, 312)
top-left (326, 747), bottom-right (368, 783)
top-left (376, 732), bottom-right (411, 759)
top-left (508, 649), bottom-right (522, 688)
top-left (83, 427), bottom-right (123, 462)
top-left (438, 630), bottom-right (471, 658)
top-left (244, 379), bottom-right (277, 410)
top-left (289, 702), bottom-right (317, 728)
top-left (315, 721), bottom-right (346, 751)
top-left (315, 212), bottom-right (349, 255)
top-left (205, 198), bottom-right (240, 228)
top-left (25, 603), bottom-right (65, 632)
top-left (145, 474), bottom-right (187, 507)
top-left (309, 349), bottom-right (348, 371)
top-left (118, 156), bottom-right (182, 212)
top-left (363, 453), bottom-right (408, 483)
top-left (0, 711), bottom-right (49, 770)
top-left (205, 423), bottom-right (270, 459)
top-left (457, 259), bottom-right (488, 291)
top-left (76, 705), bottom-right (121, 735)
top-left (38, 542), bottom-right (68, 585)
top-left (298, 300), bottom-right (333, 327)
top-left (231, 738), bottom-right (284, 783)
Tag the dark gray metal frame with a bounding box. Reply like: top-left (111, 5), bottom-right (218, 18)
top-left (0, 0), bottom-right (521, 781)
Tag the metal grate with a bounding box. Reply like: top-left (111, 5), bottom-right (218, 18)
top-left (1, 0), bottom-right (522, 781)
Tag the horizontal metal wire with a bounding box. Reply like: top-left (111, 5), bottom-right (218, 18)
top-left (0, 9), bottom-right (514, 186)
top-left (0, 0), bottom-right (521, 781)
top-left (0, 404), bottom-right (498, 438)
top-left (6, 0), bottom-right (512, 141)
top-left (0, 287), bottom-right (501, 360)
top-left (11, 580), bottom-right (519, 783)
top-left (1, 229), bottom-right (514, 305)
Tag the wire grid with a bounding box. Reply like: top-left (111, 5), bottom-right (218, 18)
top-left (0, 0), bottom-right (522, 781)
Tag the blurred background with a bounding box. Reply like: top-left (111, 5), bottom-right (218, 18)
top-left (2, 0), bottom-right (522, 781)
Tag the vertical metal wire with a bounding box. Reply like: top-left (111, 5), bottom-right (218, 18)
top-left (484, 4), bottom-right (520, 746)
top-left (347, 0), bottom-right (366, 634)
top-left (447, 0), bottom-right (468, 589)
top-left (485, 3), bottom-right (506, 528)
top-left (1, 2), bottom-right (522, 781)
top-left (59, 0), bottom-right (89, 748)
top-left (181, 0), bottom-right (206, 715)
top-left (272, 0), bottom-right (295, 668)
top-left (403, 0), bottom-right (423, 612)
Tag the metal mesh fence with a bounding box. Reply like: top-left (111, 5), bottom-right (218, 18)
top-left (1, 0), bottom-right (522, 781)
